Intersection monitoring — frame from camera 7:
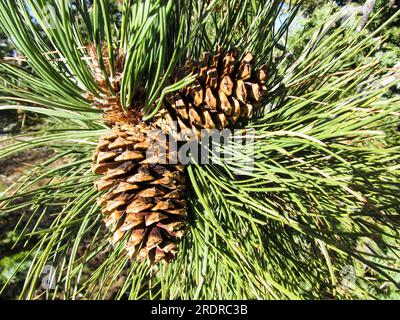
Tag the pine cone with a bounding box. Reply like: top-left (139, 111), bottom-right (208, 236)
top-left (92, 123), bottom-right (186, 264)
top-left (84, 44), bottom-right (126, 118)
top-left (155, 48), bottom-right (267, 139)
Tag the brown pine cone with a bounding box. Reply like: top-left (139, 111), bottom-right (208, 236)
top-left (92, 123), bottom-right (186, 264)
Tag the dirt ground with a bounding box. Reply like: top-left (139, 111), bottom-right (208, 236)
top-left (0, 111), bottom-right (49, 192)
top-left (0, 112), bottom-right (54, 298)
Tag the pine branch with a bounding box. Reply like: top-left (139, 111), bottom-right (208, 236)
top-left (0, 0), bottom-right (399, 300)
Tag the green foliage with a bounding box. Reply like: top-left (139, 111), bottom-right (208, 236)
top-left (0, 221), bottom-right (33, 297)
top-left (292, 0), bottom-right (400, 68)
top-left (0, 0), bottom-right (399, 300)
top-left (0, 252), bottom-right (32, 286)
top-left (288, 0), bottom-right (400, 300)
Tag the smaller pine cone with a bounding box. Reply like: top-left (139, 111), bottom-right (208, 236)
top-left (92, 123), bottom-right (186, 264)
top-left (155, 48), bottom-right (267, 139)
top-left (84, 44), bottom-right (125, 114)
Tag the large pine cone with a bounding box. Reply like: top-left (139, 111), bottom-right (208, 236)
top-left (92, 123), bottom-right (186, 263)
top-left (155, 48), bottom-right (267, 139)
